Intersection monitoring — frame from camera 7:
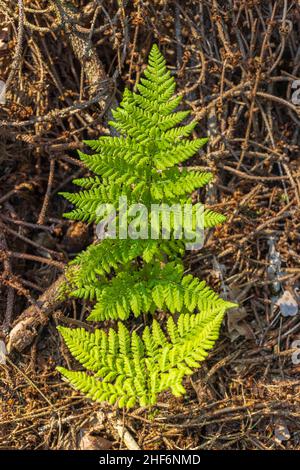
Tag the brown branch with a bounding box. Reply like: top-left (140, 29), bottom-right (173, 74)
top-left (7, 274), bottom-right (65, 353)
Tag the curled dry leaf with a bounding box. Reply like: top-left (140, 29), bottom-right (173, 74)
top-left (276, 290), bottom-right (299, 317)
top-left (227, 307), bottom-right (255, 341)
top-left (274, 419), bottom-right (291, 443)
top-left (79, 431), bottom-right (113, 451)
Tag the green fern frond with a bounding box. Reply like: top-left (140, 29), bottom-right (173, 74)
top-left (72, 176), bottom-right (102, 189)
top-left (153, 138), bottom-right (209, 170)
top-left (57, 308), bottom-right (226, 408)
top-left (151, 170), bottom-right (213, 200)
top-left (204, 209), bottom-right (226, 228)
top-left (78, 150), bottom-right (143, 183)
top-left (78, 262), bottom-right (233, 322)
top-left (69, 239), bottom-right (162, 285)
top-left (58, 44), bottom-right (236, 409)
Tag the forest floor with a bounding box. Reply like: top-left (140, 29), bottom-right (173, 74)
top-left (0, 0), bottom-right (300, 450)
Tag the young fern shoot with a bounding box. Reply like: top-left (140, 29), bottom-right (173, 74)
top-left (57, 44), bottom-right (235, 409)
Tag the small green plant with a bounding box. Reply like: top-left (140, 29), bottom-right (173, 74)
top-left (57, 44), bottom-right (235, 409)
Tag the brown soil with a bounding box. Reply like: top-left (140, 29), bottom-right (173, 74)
top-left (0, 0), bottom-right (300, 450)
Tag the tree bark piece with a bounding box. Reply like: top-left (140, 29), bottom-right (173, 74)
top-left (52, 0), bottom-right (109, 100)
top-left (7, 274), bottom-right (65, 353)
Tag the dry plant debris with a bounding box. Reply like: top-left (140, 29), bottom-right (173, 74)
top-left (0, 0), bottom-right (300, 450)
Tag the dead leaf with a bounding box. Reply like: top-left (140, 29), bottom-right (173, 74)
top-left (0, 40), bottom-right (7, 53)
top-left (0, 27), bottom-right (8, 41)
top-left (79, 431), bottom-right (113, 450)
top-left (61, 221), bottom-right (89, 252)
top-left (267, 237), bottom-right (282, 295)
top-left (276, 290), bottom-right (298, 317)
top-left (274, 419), bottom-right (290, 443)
top-left (227, 307), bottom-right (254, 341)
top-left (0, 27), bottom-right (8, 55)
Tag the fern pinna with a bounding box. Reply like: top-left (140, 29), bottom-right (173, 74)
top-left (57, 44), bottom-right (235, 408)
